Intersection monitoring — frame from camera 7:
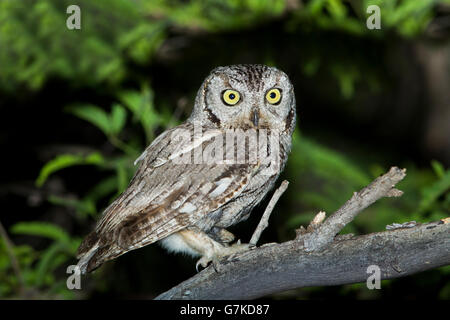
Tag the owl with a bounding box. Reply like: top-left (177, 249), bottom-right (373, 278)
top-left (76, 64), bottom-right (296, 273)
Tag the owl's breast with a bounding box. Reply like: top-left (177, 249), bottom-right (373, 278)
top-left (200, 132), bottom-right (291, 230)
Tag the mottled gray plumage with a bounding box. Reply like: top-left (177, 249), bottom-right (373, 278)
top-left (76, 64), bottom-right (296, 273)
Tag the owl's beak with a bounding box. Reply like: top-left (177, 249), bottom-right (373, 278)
top-left (251, 109), bottom-right (260, 127)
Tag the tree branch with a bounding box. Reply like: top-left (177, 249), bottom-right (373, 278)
top-left (156, 220), bottom-right (450, 299)
top-left (155, 167), bottom-right (450, 300)
top-left (250, 180), bottom-right (289, 246)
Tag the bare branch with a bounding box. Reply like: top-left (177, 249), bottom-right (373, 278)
top-left (250, 180), bottom-right (289, 246)
top-left (156, 220), bottom-right (450, 300)
top-left (155, 167), bottom-right (450, 300)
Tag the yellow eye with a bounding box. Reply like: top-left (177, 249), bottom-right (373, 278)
top-left (266, 88), bottom-right (282, 104)
top-left (222, 89), bottom-right (240, 106)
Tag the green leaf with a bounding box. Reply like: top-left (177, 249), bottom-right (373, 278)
top-left (66, 104), bottom-right (112, 136)
top-left (35, 242), bottom-right (67, 287)
top-left (110, 103), bottom-right (127, 135)
top-left (118, 86), bottom-right (161, 142)
top-left (36, 152), bottom-right (104, 187)
top-left (115, 160), bottom-right (129, 194)
top-left (417, 169), bottom-right (450, 214)
top-left (326, 0), bottom-right (347, 19)
top-left (47, 195), bottom-right (96, 217)
top-left (431, 160), bottom-right (445, 179)
top-left (10, 222), bottom-right (70, 244)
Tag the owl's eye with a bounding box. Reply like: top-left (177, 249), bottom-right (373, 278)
top-left (222, 89), bottom-right (241, 106)
top-left (266, 88), bottom-right (282, 105)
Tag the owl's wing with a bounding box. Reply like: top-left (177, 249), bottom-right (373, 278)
top-left (76, 123), bottom-right (259, 272)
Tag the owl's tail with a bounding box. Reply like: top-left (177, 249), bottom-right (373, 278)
top-left (75, 230), bottom-right (100, 274)
top-left (76, 230), bottom-right (125, 274)
top-left (76, 244), bottom-right (99, 274)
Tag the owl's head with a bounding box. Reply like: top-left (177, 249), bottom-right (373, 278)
top-left (189, 64), bottom-right (296, 135)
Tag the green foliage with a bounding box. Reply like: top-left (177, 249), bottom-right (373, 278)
top-left (416, 166), bottom-right (450, 216)
top-left (118, 86), bottom-right (164, 143)
top-left (36, 152), bottom-right (105, 187)
top-left (67, 104), bottom-right (127, 137)
top-left (11, 222), bottom-right (71, 244)
top-left (0, 0), bottom-right (166, 91)
top-left (48, 195), bottom-right (97, 218)
top-left (143, 0), bottom-right (286, 31)
top-left (290, 0), bottom-right (440, 37)
top-left (0, 222), bottom-right (81, 298)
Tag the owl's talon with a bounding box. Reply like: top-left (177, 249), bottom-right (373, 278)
top-left (195, 257), bottom-right (210, 272)
top-left (195, 242), bottom-right (254, 272)
top-left (224, 242), bottom-right (254, 262)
